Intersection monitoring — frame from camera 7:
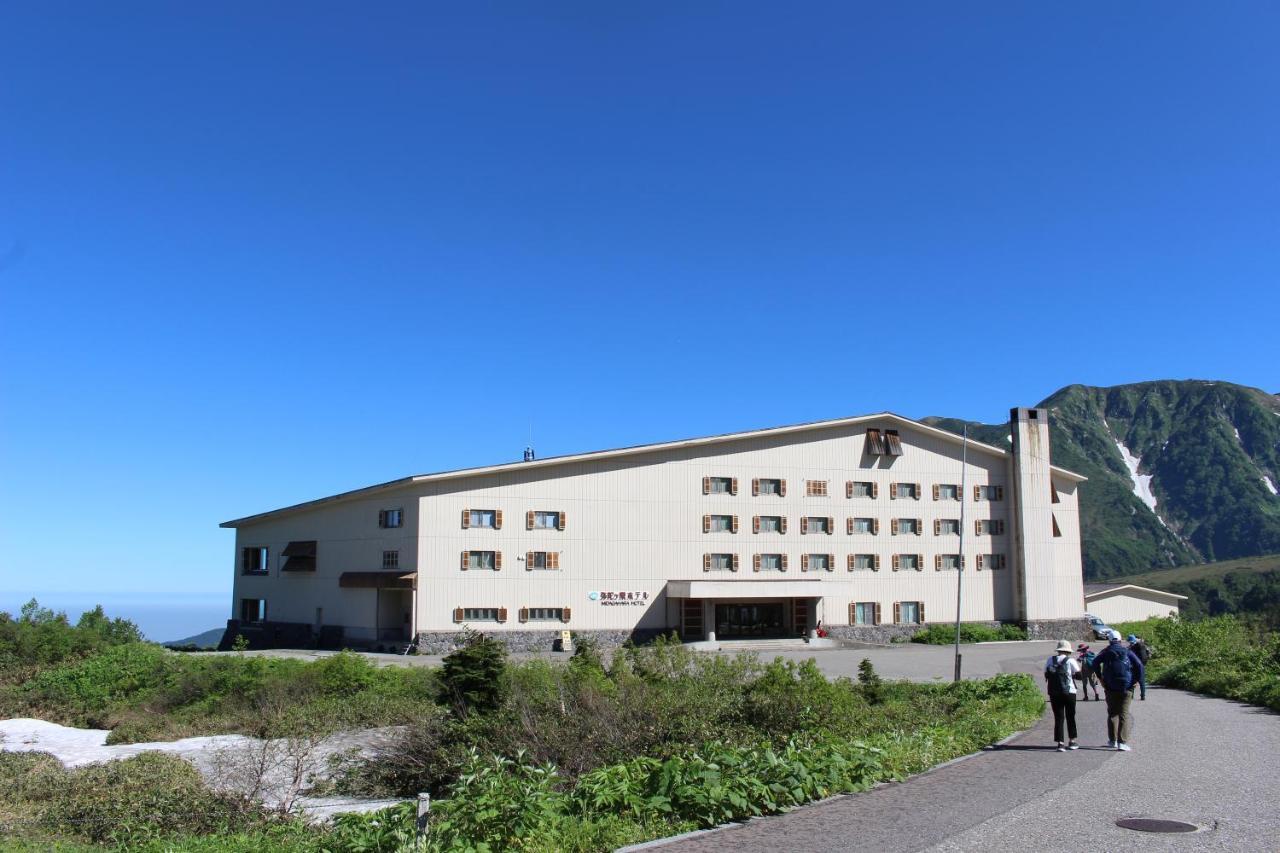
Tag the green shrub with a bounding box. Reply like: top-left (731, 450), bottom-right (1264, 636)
top-left (425, 749), bottom-right (564, 851)
top-left (911, 623), bottom-right (1028, 644)
top-left (438, 630), bottom-right (508, 715)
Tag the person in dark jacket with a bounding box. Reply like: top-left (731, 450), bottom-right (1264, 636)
top-left (1092, 631), bottom-right (1145, 750)
top-left (1128, 633), bottom-right (1151, 700)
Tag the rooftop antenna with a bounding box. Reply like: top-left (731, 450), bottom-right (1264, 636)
top-left (524, 419), bottom-right (535, 462)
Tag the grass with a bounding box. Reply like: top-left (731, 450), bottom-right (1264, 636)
top-left (1109, 552), bottom-right (1280, 587)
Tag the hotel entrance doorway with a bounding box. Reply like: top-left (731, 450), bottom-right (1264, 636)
top-left (714, 602), bottom-right (787, 639)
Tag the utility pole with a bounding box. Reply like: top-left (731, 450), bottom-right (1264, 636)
top-left (953, 425), bottom-right (969, 682)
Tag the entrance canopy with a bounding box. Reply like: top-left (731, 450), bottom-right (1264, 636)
top-left (339, 571), bottom-right (417, 590)
top-left (666, 578), bottom-right (823, 600)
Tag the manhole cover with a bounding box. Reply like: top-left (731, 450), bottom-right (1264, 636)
top-left (1115, 818), bottom-right (1199, 833)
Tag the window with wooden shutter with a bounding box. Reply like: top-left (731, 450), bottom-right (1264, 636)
top-left (519, 607), bottom-right (529, 623)
top-left (865, 429), bottom-right (886, 455)
top-left (913, 483), bottom-right (921, 500)
top-left (935, 554), bottom-right (942, 571)
top-left (801, 554), bottom-right (809, 572)
top-left (780, 554), bottom-right (788, 571)
top-left (461, 509), bottom-right (470, 529)
top-left (974, 485), bottom-right (982, 501)
top-left (525, 551), bottom-right (534, 570)
top-left (848, 602), bottom-right (857, 624)
top-left (561, 608), bottom-right (572, 623)
top-left (874, 554), bottom-right (881, 571)
top-left (847, 517), bottom-right (854, 535)
top-left (731, 478), bottom-right (739, 495)
top-left (873, 602), bottom-right (882, 624)
top-left (932, 484), bottom-right (940, 501)
top-left (732, 554), bottom-right (740, 571)
top-left (871, 482), bottom-right (879, 499)
top-left (916, 553), bottom-right (924, 571)
top-left (779, 479), bottom-right (787, 497)
top-left (847, 554), bottom-right (855, 571)
top-left (703, 476), bottom-right (711, 495)
top-left (826, 516), bottom-right (834, 535)
top-left (497, 608), bottom-right (508, 623)
top-left (977, 554), bottom-right (985, 571)
top-left (891, 519), bottom-right (900, 536)
top-left (453, 607), bottom-right (464, 623)
top-left (892, 554), bottom-right (901, 571)
top-left (889, 482), bottom-right (897, 501)
top-left (703, 514), bottom-right (711, 534)
top-left (732, 515), bottom-right (739, 533)
top-left (753, 554), bottom-right (762, 572)
top-left (558, 511), bottom-right (567, 531)
top-left (494, 510), bottom-right (503, 529)
top-left (753, 516), bottom-right (760, 534)
top-left (526, 511), bottom-right (535, 530)
top-left (918, 601), bottom-right (926, 624)
top-left (704, 553), bottom-right (712, 572)
top-left (915, 518), bottom-right (922, 536)
top-left (780, 517), bottom-right (788, 534)
top-left (460, 551), bottom-right (469, 570)
top-left (752, 478), bottom-right (760, 496)
top-left (548, 552), bottom-right (560, 570)
top-left (800, 517), bottom-right (808, 535)
top-left (846, 481), bottom-right (853, 499)
top-left (872, 518), bottom-right (880, 535)
top-left (933, 519), bottom-right (941, 536)
top-left (893, 601), bottom-right (902, 623)
top-left (884, 430), bottom-right (903, 456)
top-left (494, 552), bottom-right (502, 570)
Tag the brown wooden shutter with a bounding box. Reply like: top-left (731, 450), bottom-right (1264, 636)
top-left (997, 520), bottom-right (1006, 535)
top-left (731, 477), bottom-right (738, 495)
top-left (932, 484), bottom-right (940, 501)
top-left (849, 602), bottom-right (857, 624)
top-left (526, 511), bottom-right (535, 530)
top-left (916, 553), bottom-right (924, 571)
top-left (732, 554), bottom-right (740, 571)
top-left (495, 510), bottom-right (503, 529)
top-left (871, 482), bottom-right (879, 499)
top-left (935, 554), bottom-right (942, 571)
top-left (933, 519), bottom-right (941, 536)
top-left (977, 554), bottom-right (985, 571)
top-left (914, 483), bottom-right (922, 500)
top-left (378, 510), bottom-right (386, 528)
top-left (753, 554), bottom-right (761, 572)
top-left (525, 551), bottom-right (533, 570)
top-left (460, 551), bottom-right (469, 570)
top-left (497, 607), bottom-right (508, 623)
top-left (703, 514), bottom-right (711, 534)
top-left (752, 478), bottom-right (760, 496)
top-left (997, 486), bottom-right (1005, 501)
top-left (846, 480), bottom-right (853, 499)
top-left (826, 516), bottom-right (834, 535)
top-left (780, 517), bottom-right (788, 534)
top-left (826, 553), bottom-right (834, 571)
top-left (891, 518), bottom-right (899, 536)
top-left (732, 515), bottom-right (739, 533)
top-left (893, 601), bottom-right (901, 623)
top-left (847, 517), bottom-right (854, 535)
top-left (872, 518), bottom-right (880, 535)
top-left (889, 482), bottom-right (897, 500)
top-left (753, 515), bottom-right (761, 534)
top-left (558, 511), bottom-right (566, 531)
top-left (801, 554), bottom-right (809, 572)
top-left (800, 517), bottom-right (808, 535)
top-left (561, 608), bottom-right (572, 623)
top-left (892, 554), bottom-right (900, 571)
top-left (847, 554), bottom-right (855, 571)
top-left (703, 553), bottom-right (711, 572)
top-left (494, 551), bottom-right (503, 570)
top-left (519, 607), bottom-right (529, 623)
top-left (548, 552), bottom-right (559, 570)
top-left (461, 509), bottom-right (470, 529)
top-left (874, 554), bottom-right (881, 571)
top-left (918, 602), bottom-right (926, 624)
top-left (914, 519), bottom-right (922, 536)
top-left (975, 519), bottom-right (982, 535)
top-left (779, 479), bottom-right (787, 497)
top-left (960, 555), bottom-right (966, 569)
top-left (703, 476), bottom-right (710, 495)
top-left (781, 554), bottom-right (789, 571)
top-left (453, 607), bottom-right (464, 623)
top-left (873, 602), bottom-right (882, 625)
top-left (974, 485), bottom-right (981, 501)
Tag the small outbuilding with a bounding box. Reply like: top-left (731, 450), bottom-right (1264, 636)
top-left (1084, 583), bottom-right (1187, 623)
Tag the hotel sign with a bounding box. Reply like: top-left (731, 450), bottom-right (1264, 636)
top-left (588, 590), bottom-right (650, 606)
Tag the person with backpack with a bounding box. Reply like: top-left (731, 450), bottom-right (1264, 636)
top-left (1128, 634), bottom-right (1152, 700)
top-left (1075, 643), bottom-right (1101, 701)
top-left (1092, 630), bottom-right (1145, 750)
top-left (1044, 639), bottom-right (1081, 752)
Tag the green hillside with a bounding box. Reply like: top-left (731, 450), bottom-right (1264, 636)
top-left (1110, 554), bottom-right (1280, 626)
top-left (928, 380), bottom-right (1280, 580)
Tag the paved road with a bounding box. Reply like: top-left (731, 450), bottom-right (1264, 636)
top-left (645, 652), bottom-right (1280, 852)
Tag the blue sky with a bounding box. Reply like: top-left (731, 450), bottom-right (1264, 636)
top-left (1, 3), bottom-right (1277, 637)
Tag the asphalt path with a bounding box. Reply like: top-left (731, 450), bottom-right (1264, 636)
top-left (642, 645), bottom-right (1280, 853)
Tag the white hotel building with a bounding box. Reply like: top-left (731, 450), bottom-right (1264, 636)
top-left (220, 407), bottom-right (1088, 652)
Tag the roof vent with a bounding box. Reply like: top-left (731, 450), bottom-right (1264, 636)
top-left (523, 446), bottom-right (536, 462)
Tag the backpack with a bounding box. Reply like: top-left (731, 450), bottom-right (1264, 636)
top-left (1047, 656), bottom-right (1073, 695)
top-left (1083, 651), bottom-right (1097, 670)
top-left (1100, 646), bottom-right (1132, 691)
top-left (1133, 641), bottom-right (1151, 664)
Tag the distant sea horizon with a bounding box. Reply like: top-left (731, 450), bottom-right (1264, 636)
top-left (1, 591), bottom-right (228, 644)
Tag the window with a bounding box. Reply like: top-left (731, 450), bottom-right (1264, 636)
top-left (704, 553), bottom-right (738, 571)
top-left (530, 510), bottom-right (564, 530)
top-left (457, 607), bottom-right (502, 622)
top-left (704, 476), bottom-right (737, 495)
top-left (848, 553), bottom-right (878, 571)
top-left (462, 550), bottom-right (500, 570)
top-left (975, 485), bottom-right (1005, 501)
top-left (847, 481), bottom-right (876, 499)
top-left (704, 514), bottom-right (738, 533)
top-left (891, 482), bottom-right (920, 500)
top-left (803, 516), bottom-right (832, 535)
top-left (240, 598), bottom-right (266, 623)
top-left (382, 550), bottom-right (399, 569)
top-left (803, 553), bottom-right (832, 572)
top-left (896, 601), bottom-right (924, 624)
top-left (754, 553), bottom-right (786, 572)
top-left (241, 546), bottom-right (269, 575)
top-left (806, 480), bottom-right (828, 497)
top-left (978, 553), bottom-right (1008, 570)
top-left (281, 540), bottom-right (316, 572)
top-left (934, 484), bottom-right (960, 501)
top-left (523, 607), bottom-right (568, 622)
top-left (848, 517), bottom-right (877, 535)
top-left (935, 518), bottom-right (960, 536)
top-left (976, 519), bottom-right (1006, 535)
top-left (883, 430), bottom-right (904, 456)
top-left (864, 429), bottom-right (887, 455)
top-left (936, 554), bottom-right (963, 571)
top-left (754, 515), bottom-right (785, 534)
top-left (754, 478), bottom-right (785, 496)
top-left (893, 518), bottom-right (921, 536)
top-left (526, 551), bottom-right (560, 570)
top-left (893, 553), bottom-right (921, 571)
top-left (378, 508), bottom-right (403, 528)
top-left (463, 509), bottom-right (500, 529)
top-left (851, 601), bottom-right (880, 625)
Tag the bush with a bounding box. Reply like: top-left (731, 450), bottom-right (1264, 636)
top-left (437, 630), bottom-right (508, 715)
top-left (911, 623), bottom-right (1028, 644)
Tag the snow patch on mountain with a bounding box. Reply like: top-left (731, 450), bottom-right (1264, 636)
top-left (1113, 436), bottom-right (1166, 527)
top-left (1265, 476), bottom-right (1278, 496)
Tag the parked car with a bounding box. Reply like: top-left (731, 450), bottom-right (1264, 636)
top-left (1086, 614), bottom-right (1111, 640)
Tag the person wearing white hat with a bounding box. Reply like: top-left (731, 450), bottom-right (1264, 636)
top-left (1044, 639), bottom-right (1081, 752)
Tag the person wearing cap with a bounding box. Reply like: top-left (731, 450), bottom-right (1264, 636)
top-left (1127, 634), bottom-right (1151, 700)
top-left (1091, 630), bottom-right (1145, 750)
top-left (1044, 639), bottom-right (1081, 752)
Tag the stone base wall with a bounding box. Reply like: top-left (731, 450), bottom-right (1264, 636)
top-left (1024, 617), bottom-right (1094, 641)
top-left (414, 628), bottom-right (671, 655)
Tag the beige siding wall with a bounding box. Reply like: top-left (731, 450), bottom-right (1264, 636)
top-left (1087, 592), bottom-right (1180, 624)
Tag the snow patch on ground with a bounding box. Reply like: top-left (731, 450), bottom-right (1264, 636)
top-left (1264, 476), bottom-right (1278, 496)
top-left (1234, 427), bottom-right (1242, 441)
top-left (0, 718), bottom-right (404, 818)
top-left (1112, 437), bottom-right (1166, 527)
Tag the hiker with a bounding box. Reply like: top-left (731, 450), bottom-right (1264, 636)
top-left (1091, 630), bottom-right (1145, 751)
top-left (1127, 634), bottom-right (1152, 700)
top-left (1075, 643), bottom-right (1101, 701)
top-left (1044, 639), bottom-right (1081, 752)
